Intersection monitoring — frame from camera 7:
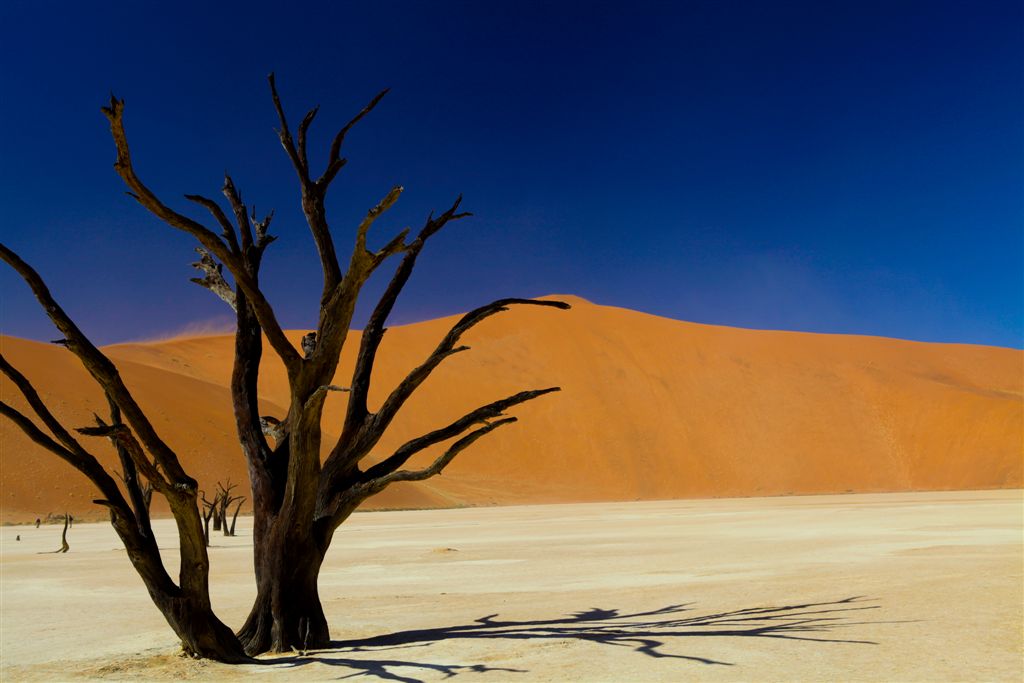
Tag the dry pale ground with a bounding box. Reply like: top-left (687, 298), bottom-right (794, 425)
top-left (1, 490), bottom-right (1021, 683)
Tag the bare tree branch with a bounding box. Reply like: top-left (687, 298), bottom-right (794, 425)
top-left (361, 417), bottom-right (518, 493)
top-left (190, 247), bottom-right (237, 311)
top-left (251, 207), bottom-right (276, 250)
top-left (267, 73), bottom-right (343, 296)
top-left (0, 400), bottom-right (133, 516)
top-left (1, 242), bottom-right (193, 488)
top-left (267, 73), bottom-right (308, 183)
top-left (361, 388), bottom-right (559, 483)
top-left (340, 197), bottom-right (471, 440)
top-left (101, 97), bottom-right (301, 371)
top-left (0, 401), bottom-right (82, 467)
top-left (0, 352), bottom-right (85, 454)
top-left (296, 106), bottom-right (320, 172)
top-left (304, 384), bottom-right (350, 411)
top-left (106, 396), bottom-right (154, 537)
top-left (221, 176), bottom-right (257, 254)
top-left (184, 194), bottom-right (240, 253)
top-left (77, 420), bottom-right (170, 493)
top-left (318, 88), bottom-right (390, 188)
top-left (353, 186), bottom-right (404, 259)
top-left (366, 299), bottom-right (570, 452)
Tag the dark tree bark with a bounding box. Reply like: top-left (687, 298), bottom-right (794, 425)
top-left (2, 76), bottom-right (569, 660)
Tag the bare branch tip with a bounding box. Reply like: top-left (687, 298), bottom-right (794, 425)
top-left (101, 94), bottom-right (124, 119)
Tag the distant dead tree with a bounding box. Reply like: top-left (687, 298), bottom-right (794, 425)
top-left (216, 480), bottom-right (246, 537)
top-left (56, 513), bottom-right (70, 553)
top-left (199, 480), bottom-right (247, 544)
top-left (0, 75), bottom-right (566, 660)
top-left (199, 490), bottom-right (218, 545)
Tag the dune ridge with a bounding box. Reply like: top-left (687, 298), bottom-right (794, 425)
top-left (1, 296), bottom-right (1020, 522)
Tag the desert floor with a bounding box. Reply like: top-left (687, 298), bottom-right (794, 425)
top-left (1, 490), bottom-right (1021, 682)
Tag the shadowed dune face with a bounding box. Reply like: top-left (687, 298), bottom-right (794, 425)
top-left (1, 296), bottom-right (1021, 521)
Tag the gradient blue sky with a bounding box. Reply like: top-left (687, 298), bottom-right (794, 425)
top-left (1, 1), bottom-right (1021, 347)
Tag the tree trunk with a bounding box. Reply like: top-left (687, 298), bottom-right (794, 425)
top-left (228, 499), bottom-right (244, 536)
top-left (152, 591), bottom-right (251, 662)
top-left (113, 514), bottom-right (250, 662)
top-left (236, 522), bottom-right (329, 655)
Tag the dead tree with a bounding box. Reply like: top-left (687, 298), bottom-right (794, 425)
top-left (1, 76), bottom-right (566, 660)
top-left (211, 499), bottom-right (223, 532)
top-left (216, 480), bottom-right (246, 537)
top-left (56, 513), bottom-right (70, 553)
top-left (199, 481), bottom-right (247, 543)
top-left (227, 496), bottom-right (245, 537)
top-left (99, 76), bottom-right (568, 655)
top-left (199, 490), bottom-right (218, 545)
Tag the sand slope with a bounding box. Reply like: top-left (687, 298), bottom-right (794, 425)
top-left (1, 296), bottom-right (1021, 521)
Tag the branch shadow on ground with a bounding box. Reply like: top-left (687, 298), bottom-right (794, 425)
top-left (275, 596), bottom-right (888, 682)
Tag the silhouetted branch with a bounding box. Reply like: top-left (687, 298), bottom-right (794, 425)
top-left (362, 388), bottom-right (560, 483)
top-left (339, 197), bottom-right (472, 441)
top-left (363, 417), bottom-right (518, 493)
top-left (372, 299), bottom-right (569, 444)
top-left (0, 243), bottom-right (192, 489)
top-left (319, 88), bottom-right (390, 188)
top-left (101, 98), bottom-right (300, 371)
top-left (0, 352), bottom-right (85, 454)
top-left (76, 419), bottom-right (170, 493)
top-left (105, 396), bottom-right (153, 538)
top-left (267, 73), bottom-right (307, 184)
top-left (267, 73), bottom-right (343, 293)
top-left (184, 193), bottom-right (240, 252)
top-left (221, 175), bottom-right (254, 252)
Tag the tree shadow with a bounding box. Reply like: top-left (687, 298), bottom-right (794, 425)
top-left (275, 596), bottom-right (893, 681)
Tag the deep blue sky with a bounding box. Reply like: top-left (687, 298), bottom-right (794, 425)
top-left (1, 1), bottom-right (1021, 348)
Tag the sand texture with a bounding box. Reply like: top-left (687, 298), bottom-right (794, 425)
top-left (1, 490), bottom-right (1021, 681)
top-left (1, 297), bottom-right (1021, 522)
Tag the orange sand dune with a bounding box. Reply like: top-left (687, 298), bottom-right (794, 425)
top-left (1, 296), bottom-right (1021, 522)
